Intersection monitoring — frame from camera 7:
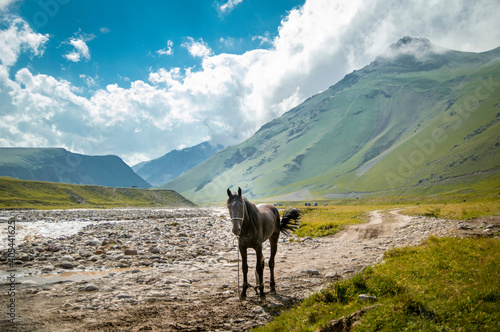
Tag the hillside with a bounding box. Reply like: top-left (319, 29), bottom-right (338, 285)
top-left (0, 177), bottom-right (194, 209)
top-left (133, 141), bottom-right (223, 186)
top-left (0, 148), bottom-right (151, 188)
top-left (163, 37), bottom-right (500, 202)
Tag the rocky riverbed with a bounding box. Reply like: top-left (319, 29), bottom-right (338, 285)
top-left (1, 207), bottom-right (498, 331)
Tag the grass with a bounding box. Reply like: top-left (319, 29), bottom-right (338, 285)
top-left (403, 201), bottom-right (500, 220)
top-left (254, 237), bottom-right (500, 332)
top-left (260, 192), bottom-right (499, 330)
top-left (0, 177), bottom-right (195, 209)
top-left (283, 190), bottom-right (500, 238)
top-left (293, 205), bottom-right (379, 237)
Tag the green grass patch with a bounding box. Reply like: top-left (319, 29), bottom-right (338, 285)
top-left (254, 237), bottom-right (500, 332)
top-left (403, 200), bottom-right (500, 220)
top-left (282, 191), bottom-right (500, 238)
top-left (293, 205), bottom-right (380, 237)
top-left (0, 177), bottom-right (195, 209)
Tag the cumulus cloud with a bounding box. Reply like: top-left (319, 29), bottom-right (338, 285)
top-left (0, 16), bottom-right (49, 68)
top-left (252, 32), bottom-right (273, 47)
top-left (219, 0), bottom-right (244, 13)
top-left (1, 0), bottom-right (500, 165)
top-left (63, 33), bottom-right (95, 62)
top-left (182, 37), bottom-right (212, 58)
top-left (79, 74), bottom-right (99, 88)
top-left (0, 0), bottom-right (19, 11)
top-left (157, 40), bottom-right (174, 56)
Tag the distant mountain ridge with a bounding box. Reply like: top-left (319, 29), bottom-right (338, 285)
top-left (133, 141), bottom-right (223, 187)
top-left (0, 177), bottom-right (194, 209)
top-left (0, 148), bottom-right (151, 188)
top-left (162, 37), bottom-right (500, 202)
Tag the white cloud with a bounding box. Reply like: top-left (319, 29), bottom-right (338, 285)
top-left (100, 27), bottom-right (110, 34)
top-left (148, 67), bottom-right (182, 87)
top-left (79, 74), bottom-right (99, 88)
top-left (219, 36), bottom-right (236, 48)
top-left (252, 32), bottom-right (273, 47)
top-left (219, 0), bottom-right (244, 13)
top-left (157, 40), bottom-right (173, 56)
top-left (0, 0), bottom-right (19, 11)
top-left (0, 17), bottom-right (49, 68)
top-left (1, 0), bottom-right (500, 165)
top-left (182, 37), bottom-right (212, 58)
top-left (63, 51), bottom-right (81, 62)
top-left (63, 33), bottom-right (95, 62)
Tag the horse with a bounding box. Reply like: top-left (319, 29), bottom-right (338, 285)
top-left (226, 187), bottom-right (301, 300)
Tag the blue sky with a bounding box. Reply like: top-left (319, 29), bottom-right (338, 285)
top-left (13, 0), bottom-right (303, 90)
top-left (1, 0), bottom-right (500, 166)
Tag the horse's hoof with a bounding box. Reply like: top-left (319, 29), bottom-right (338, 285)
top-left (259, 295), bottom-right (266, 302)
top-left (270, 288), bottom-right (276, 294)
top-left (240, 295), bottom-right (247, 301)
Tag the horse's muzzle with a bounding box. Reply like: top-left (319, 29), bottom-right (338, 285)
top-left (232, 227), bottom-right (241, 236)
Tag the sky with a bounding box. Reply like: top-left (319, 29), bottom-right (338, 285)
top-left (1, 0), bottom-right (500, 166)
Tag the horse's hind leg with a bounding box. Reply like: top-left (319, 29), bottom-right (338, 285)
top-left (255, 246), bottom-right (265, 299)
top-left (269, 235), bottom-right (279, 293)
top-left (254, 255), bottom-right (265, 293)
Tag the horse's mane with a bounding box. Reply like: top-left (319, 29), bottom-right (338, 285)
top-left (244, 197), bottom-right (260, 225)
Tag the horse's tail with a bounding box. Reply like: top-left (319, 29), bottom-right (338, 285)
top-left (280, 208), bottom-right (301, 236)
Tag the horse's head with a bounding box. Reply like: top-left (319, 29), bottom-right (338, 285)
top-left (226, 187), bottom-right (245, 236)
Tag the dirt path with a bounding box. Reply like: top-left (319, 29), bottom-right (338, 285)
top-left (1, 208), bottom-right (498, 331)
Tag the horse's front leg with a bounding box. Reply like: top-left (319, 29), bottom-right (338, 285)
top-left (239, 245), bottom-right (249, 300)
top-left (255, 245), bottom-right (265, 299)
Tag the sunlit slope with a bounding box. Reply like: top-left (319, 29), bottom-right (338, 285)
top-left (0, 177), bottom-right (195, 209)
top-left (164, 42), bottom-right (500, 202)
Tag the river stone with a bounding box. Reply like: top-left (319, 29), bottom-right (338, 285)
top-left (89, 255), bottom-right (99, 262)
top-left (41, 265), bottom-right (55, 272)
top-left (358, 294), bottom-right (377, 302)
top-left (302, 269), bottom-right (319, 275)
top-left (85, 239), bottom-right (101, 246)
top-left (251, 306), bottom-right (266, 315)
top-left (18, 253), bottom-right (30, 261)
top-left (47, 244), bottom-right (61, 252)
top-left (82, 284), bottom-right (99, 292)
top-left (60, 262), bottom-right (74, 269)
top-left (117, 294), bottom-right (132, 299)
top-left (124, 249), bottom-right (138, 256)
top-left (149, 247), bottom-right (161, 254)
top-left (326, 272), bottom-right (342, 280)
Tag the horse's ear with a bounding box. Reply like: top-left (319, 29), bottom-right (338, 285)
top-left (238, 187), bottom-right (242, 197)
top-left (227, 188), bottom-right (232, 197)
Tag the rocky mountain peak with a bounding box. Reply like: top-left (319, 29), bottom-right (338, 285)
top-left (383, 36), bottom-right (446, 60)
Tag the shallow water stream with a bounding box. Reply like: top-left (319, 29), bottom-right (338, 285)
top-left (8, 266), bottom-right (155, 285)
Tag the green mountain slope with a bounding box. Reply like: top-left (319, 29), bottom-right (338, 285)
top-left (133, 141), bottom-right (223, 186)
top-left (0, 148), bottom-right (151, 188)
top-left (163, 38), bottom-right (500, 202)
top-left (0, 177), bottom-right (194, 209)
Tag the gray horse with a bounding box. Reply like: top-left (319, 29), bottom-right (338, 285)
top-left (226, 187), bottom-right (300, 299)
